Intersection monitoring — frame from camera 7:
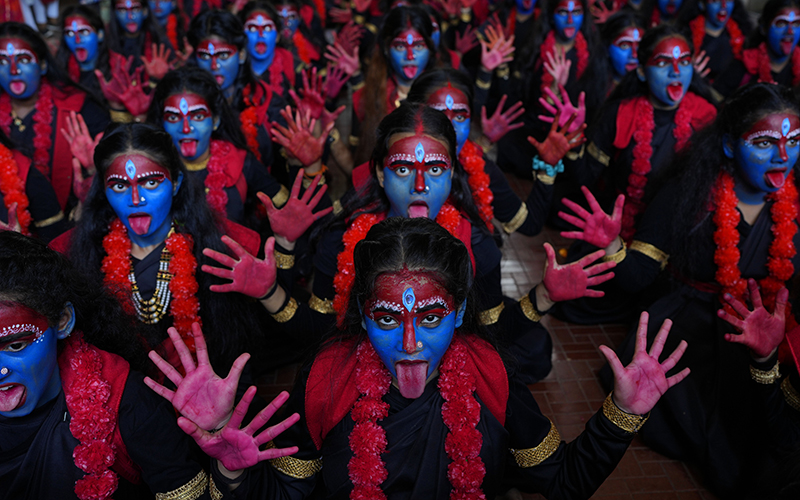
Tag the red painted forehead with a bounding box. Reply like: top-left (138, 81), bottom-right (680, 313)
top-left (245, 11), bottom-right (275, 24)
top-left (197, 39), bottom-right (237, 54)
top-left (0, 37), bottom-right (37, 61)
top-left (64, 15), bottom-right (94, 30)
top-left (646, 36), bottom-right (691, 65)
top-left (556, 0), bottom-right (581, 10)
top-left (366, 270), bottom-right (454, 314)
top-left (385, 134), bottom-right (451, 168)
top-left (393, 28), bottom-right (424, 45)
top-left (105, 153), bottom-right (171, 184)
top-left (427, 85), bottom-right (469, 111)
top-left (277, 4), bottom-right (299, 13)
top-left (613, 26), bottom-right (642, 44)
top-left (163, 92), bottom-right (210, 116)
top-left (115, 0), bottom-right (142, 8)
top-left (741, 113), bottom-right (800, 141)
top-left (0, 302), bottom-right (50, 339)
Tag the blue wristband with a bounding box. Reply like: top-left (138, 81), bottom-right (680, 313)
top-left (532, 155), bottom-right (564, 177)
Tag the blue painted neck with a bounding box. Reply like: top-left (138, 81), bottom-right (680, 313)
top-left (734, 180), bottom-right (768, 205)
top-left (128, 217), bottom-right (173, 248)
top-left (251, 52), bottom-right (275, 76)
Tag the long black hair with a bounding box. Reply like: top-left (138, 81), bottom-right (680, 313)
top-left (187, 8), bottom-right (260, 112)
top-left (0, 231), bottom-right (148, 372)
top-left (667, 83), bottom-right (800, 278)
top-left (516, 0), bottom-right (608, 118)
top-left (606, 24), bottom-right (715, 105)
top-left (55, 5), bottom-right (111, 81)
top-left (336, 102), bottom-right (485, 230)
top-left (146, 65), bottom-right (248, 151)
top-left (748, 0), bottom-right (800, 49)
top-left (69, 123), bottom-right (258, 370)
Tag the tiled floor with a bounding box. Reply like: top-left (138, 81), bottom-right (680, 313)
top-left (256, 173), bottom-right (719, 499)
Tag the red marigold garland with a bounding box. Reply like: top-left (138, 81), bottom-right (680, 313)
top-left (241, 86), bottom-right (263, 163)
top-left (0, 143), bottom-right (32, 235)
top-left (713, 171), bottom-right (798, 315)
top-left (620, 94), bottom-right (694, 242)
top-left (458, 139), bottom-right (493, 230)
top-left (101, 219), bottom-right (202, 350)
top-left (333, 203), bottom-right (462, 324)
top-left (292, 30), bottom-right (320, 65)
top-left (0, 80), bottom-right (54, 178)
top-left (349, 338), bottom-right (485, 499)
top-left (539, 31), bottom-right (588, 94)
top-left (745, 42), bottom-right (800, 87)
top-left (166, 14), bottom-right (179, 53)
top-left (205, 139), bottom-right (230, 216)
top-left (64, 334), bottom-right (119, 500)
top-left (690, 16), bottom-right (744, 62)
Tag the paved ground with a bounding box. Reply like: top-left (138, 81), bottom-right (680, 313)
top-left (256, 172), bottom-right (719, 499)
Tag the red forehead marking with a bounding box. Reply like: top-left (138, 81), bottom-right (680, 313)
top-left (0, 302), bottom-right (50, 339)
top-left (366, 270), bottom-right (454, 314)
top-left (385, 133), bottom-right (451, 169)
top-left (0, 37), bottom-right (36, 58)
top-left (646, 36), bottom-right (690, 65)
top-left (197, 39), bottom-right (237, 54)
top-left (741, 113), bottom-right (800, 141)
top-left (163, 92), bottom-right (210, 116)
top-left (105, 153), bottom-right (171, 184)
top-left (64, 15), bottom-right (94, 30)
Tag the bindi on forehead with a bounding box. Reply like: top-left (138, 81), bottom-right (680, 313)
top-left (0, 39), bottom-right (36, 60)
top-left (743, 116), bottom-right (800, 143)
top-left (0, 303), bottom-right (49, 340)
top-left (106, 154), bottom-right (171, 183)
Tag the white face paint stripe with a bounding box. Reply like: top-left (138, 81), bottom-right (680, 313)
top-left (652, 51), bottom-right (691, 60)
top-left (164, 106), bottom-right (181, 114)
top-left (614, 36), bottom-right (640, 45)
top-left (745, 129), bottom-right (783, 143)
top-left (429, 103), bottom-right (470, 112)
top-left (0, 323), bottom-right (43, 339)
top-left (187, 104), bottom-right (209, 113)
top-left (414, 296), bottom-right (450, 314)
top-left (0, 48), bottom-right (36, 60)
top-left (371, 300), bottom-right (404, 313)
top-left (787, 128), bottom-right (800, 139)
top-left (773, 14), bottom-right (799, 24)
top-left (135, 170), bottom-right (165, 179)
top-left (386, 153), bottom-right (451, 165)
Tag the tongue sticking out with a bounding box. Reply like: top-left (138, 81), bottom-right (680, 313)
top-left (180, 140), bottom-right (197, 158)
top-left (667, 83), bottom-right (683, 102)
top-left (256, 42), bottom-right (267, 54)
top-left (666, 2), bottom-right (676, 14)
top-left (9, 81), bottom-right (26, 95)
top-left (766, 170), bottom-right (787, 189)
top-left (782, 40), bottom-right (795, 56)
top-left (0, 385), bottom-right (25, 413)
top-left (408, 204), bottom-right (428, 218)
top-left (128, 214), bottom-right (152, 235)
top-left (126, 22), bottom-right (138, 33)
top-left (563, 27), bottom-right (576, 39)
top-left (396, 361), bottom-right (428, 399)
top-left (403, 65), bottom-right (418, 80)
top-left (76, 47), bottom-right (88, 62)
top-left (522, 0), bottom-right (532, 8)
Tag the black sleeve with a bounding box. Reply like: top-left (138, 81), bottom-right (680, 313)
top-left (24, 165), bottom-right (69, 242)
top-left (118, 373), bottom-right (219, 499)
top-left (712, 59), bottom-right (748, 99)
top-left (470, 225), bottom-right (504, 312)
top-left (486, 157), bottom-right (553, 236)
top-left (244, 154), bottom-right (284, 201)
top-left (79, 97), bottom-right (111, 137)
top-left (562, 102), bottom-right (619, 190)
top-left (503, 377), bottom-right (634, 499)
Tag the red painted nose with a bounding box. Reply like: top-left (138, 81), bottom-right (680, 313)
top-left (403, 319), bottom-right (416, 354)
top-left (181, 116), bottom-right (191, 134)
top-left (414, 169), bottom-right (426, 192)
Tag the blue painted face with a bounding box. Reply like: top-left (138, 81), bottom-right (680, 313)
top-left (657, 0), bottom-right (682, 18)
top-left (703, 1), bottom-right (734, 30)
top-left (195, 39), bottom-right (240, 91)
top-left (244, 11), bottom-right (278, 68)
top-left (642, 37), bottom-right (693, 108)
top-left (63, 16), bottom-right (100, 72)
top-left (147, 0), bottom-right (174, 24)
top-left (380, 134), bottom-right (453, 220)
top-left (429, 18), bottom-right (441, 50)
top-left (724, 113), bottom-right (800, 196)
top-left (553, 0), bottom-right (584, 42)
top-left (767, 8), bottom-right (800, 58)
top-left (114, 0), bottom-right (146, 35)
top-left (105, 153), bottom-right (180, 248)
top-left (0, 302), bottom-right (74, 417)
top-left (388, 29), bottom-right (431, 86)
top-left (277, 4), bottom-right (301, 38)
top-left (428, 85), bottom-right (471, 155)
top-left (0, 38), bottom-right (43, 100)
top-left (608, 26), bottom-right (641, 78)
top-left (162, 93), bottom-right (216, 162)
top-left (363, 271), bottom-right (465, 399)
top-left (516, 0), bottom-right (536, 15)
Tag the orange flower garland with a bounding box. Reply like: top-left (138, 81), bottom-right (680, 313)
top-left (713, 171), bottom-right (797, 315)
top-left (0, 143), bottom-right (32, 235)
top-left (690, 15), bottom-right (744, 62)
top-left (458, 140), bottom-right (494, 230)
top-left (101, 219), bottom-right (201, 350)
top-left (539, 31), bottom-right (588, 95)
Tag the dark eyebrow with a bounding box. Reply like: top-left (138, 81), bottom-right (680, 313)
top-left (372, 306), bottom-right (402, 314)
top-left (0, 331), bottom-right (39, 345)
top-left (416, 302), bottom-right (448, 313)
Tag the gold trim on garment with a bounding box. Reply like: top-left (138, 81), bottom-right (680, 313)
top-left (475, 77), bottom-right (492, 90)
top-left (155, 470), bottom-right (208, 500)
top-left (479, 302), bottom-right (505, 325)
top-left (272, 186), bottom-right (290, 208)
top-left (600, 238), bottom-right (626, 264)
top-left (309, 294), bottom-right (336, 315)
top-left (519, 295), bottom-right (542, 322)
top-left (750, 361), bottom-right (781, 385)
top-left (502, 204), bottom-right (529, 234)
top-left (34, 211), bottom-right (64, 228)
top-left (272, 297), bottom-right (298, 323)
top-left (266, 442), bottom-right (323, 478)
top-left (781, 377), bottom-right (800, 412)
top-left (183, 156), bottom-right (209, 172)
top-left (565, 143), bottom-right (585, 161)
top-left (209, 478), bottom-right (223, 500)
top-left (535, 171), bottom-right (556, 185)
top-left (602, 392), bottom-right (649, 433)
top-left (509, 420), bottom-right (561, 467)
top-left (587, 141), bottom-right (610, 167)
top-left (628, 240), bottom-right (669, 270)
top-left (274, 251), bottom-right (295, 270)
top-left (109, 109), bottom-right (134, 123)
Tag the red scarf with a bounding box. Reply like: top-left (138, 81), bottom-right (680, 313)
top-left (240, 86), bottom-right (262, 163)
top-left (689, 15), bottom-right (744, 61)
top-left (713, 171), bottom-right (797, 315)
top-left (742, 42), bottom-right (800, 87)
top-left (458, 140), bottom-right (493, 230)
top-left (166, 14), bottom-right (179, 52)
top-left (539, 31), bottom-right (588, 94)
top-left (101, 219), bottom-right (201, 349)
top-left (0, 144), bottom-right (32, 235)
top-left (0, 80), bottom-right (54, 178)
top-left (204, 139), bottom-right (230, 215)
top-left (292, 31), bottom-right (320, 65)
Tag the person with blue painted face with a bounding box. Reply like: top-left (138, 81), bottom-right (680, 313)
top-left (55, 6), bottom-right (109, 93)
top-left (146, 66), bottom-right (288, 227)
top-left (106, 0), bottom-right (170, 67)
top-left (146, 0), bottom-right (190, 56)
top-left (274, 0), bottom-right (322, 68)
top-left (714, 0), bottom-right (800, 98)
top-left (591, 82), bottom-right (800, 498)
top-left (601, 11), bottom-right (644, 89)
top-left (149, 213), bottom-right (689, 498)
top-left (676, 0), bottom-right (752, 83)
top-left (0, 229), bottom-right (236, 499)
top-left (0, 22), bottom-right (109, 213)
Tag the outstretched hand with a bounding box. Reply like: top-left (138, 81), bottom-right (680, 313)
top-left (559, 186), bottom-right (624, 249)
top-left (718, 279), bottom-right (787, 360)
top-left (542, 242), bottom-right (616, 302)
top-left (590, 0), bottom-right (621, 24)
top-left (290, 67), bottom-right (326, 120)
top-left (693, 50), bottom-right (711, 79)
top-left (177, 387), bottom-right (300, 471)
top-left (480, 24), bottom-right (514, 72)
top-left (528, 109), bottom-right (586, 166)
top-left (455, 25), bottom-right (479, 56)
top-left (270, 106), bottom-right (334, 167)
top-left (142, 43), bottom-right (173, 81)
top-left (543, 47), bottom-right (571, 89)
top-left (96, 56), bottom-right (153, 117)
top-left (538, 84), bottom-right (585, 133)
top-left (481, 94), bottom-right (524, 144)
top-left (144, 323), bottom-right (247, 431)
top-left (60, 111), bottom-right (103, 170)
top-left (202, 236), bottom-right (278, 299)
top-left (259, 169), bottom-right (333, 243)
top-left (72, 158), bottom-right (95, 203)
top-left (601, 312), bottom-right (690, 415)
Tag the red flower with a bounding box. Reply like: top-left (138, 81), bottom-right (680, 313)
top-left (74, 469), bottom-right (118, 500)
top-left (352, 398), bottom-right (390, 421)
top-left (447, 457), bottom-right (486, 490)
top-left (445, 426), bottom-right (483, 459)
top-left (73, 440), bottom-right (116, 473)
